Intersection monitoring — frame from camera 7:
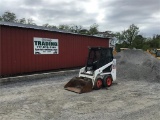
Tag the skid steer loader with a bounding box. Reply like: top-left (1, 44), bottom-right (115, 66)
top-left (64, 47), bottom-right (116, 94)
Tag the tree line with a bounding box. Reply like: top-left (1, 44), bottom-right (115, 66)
top-left (115, 24), bottom-right (160, 51)
top-left (0, 11), bottom-right (159, 51)
top-left (0, 11), bottom-right (99, 35)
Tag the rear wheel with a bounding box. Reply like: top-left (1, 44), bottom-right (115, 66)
top-left (93, 78), bottom-right (103, 90)
top-left (103, 75), bottom-right (113, 87)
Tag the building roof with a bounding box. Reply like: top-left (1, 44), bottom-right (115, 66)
top-left (0, 21), bottom-right (109, 39)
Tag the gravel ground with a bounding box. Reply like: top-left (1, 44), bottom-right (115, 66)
top-left (0, 72), bottom-right (160, 120)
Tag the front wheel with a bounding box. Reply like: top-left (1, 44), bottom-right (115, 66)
top-left (93, 78), bottom-right (103, 90)
top-left (103, 75), bottom-right (113, 87)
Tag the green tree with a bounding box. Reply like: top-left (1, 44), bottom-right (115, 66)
top-left (115, 24), bottom-right (139, 46)
top-left (43, 23), bottom-right (57, 29)
top-left (0, 16), bottom-right (2, 21)
top-left (58, 24), bottom-right (70, 31)
top-left (79, 29), bottom-right (89, 35)
top-left (132, 35), bottom-right (145, 49)
top-left (150, 35), bottom-right (160, 48)
top-left (18, 18), bottom-right (26, 24)
top-left (144, 34), bottom-right (160, 51)
top-left (70, 25), bottom-right (83, 33)
top-left (89, 23), bottom-right (99, 35)
top-left (115, 41), bottom-right (129, 52)
top-left (1, 11), bottom-right (17, 22)
top-left (27, 18), bottom-right (36, 25)
top-left (0, 11), bottom-right (37, 25)
top-left (142, 44), bottom-right (150, 51)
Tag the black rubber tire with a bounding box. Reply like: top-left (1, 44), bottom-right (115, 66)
top-left (103, 75), bottom-right (113, 87)
top-left (93, 78), bottom-right (103, 90)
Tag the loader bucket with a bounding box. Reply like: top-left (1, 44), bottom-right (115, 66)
top-left (64, 77), bottom-right (93, 94)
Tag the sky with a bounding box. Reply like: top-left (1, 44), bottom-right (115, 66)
top-left (0, 0), bottom-right (160, 37)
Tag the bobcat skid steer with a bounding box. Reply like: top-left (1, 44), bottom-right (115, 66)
top-left (64, 47), bottom-right (116, 94)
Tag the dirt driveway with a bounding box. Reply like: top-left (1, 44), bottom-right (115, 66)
top-left (0, 72), bottom-right (160, 120)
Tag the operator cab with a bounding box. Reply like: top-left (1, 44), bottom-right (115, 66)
top-left (85, 47), bottom-right (113, 74)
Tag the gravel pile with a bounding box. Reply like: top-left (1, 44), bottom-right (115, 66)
top-left (115, 49), bottom-right (160, 82)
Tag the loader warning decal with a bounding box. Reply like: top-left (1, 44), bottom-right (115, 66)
top-left (34, 37), bottom-right (59, 54)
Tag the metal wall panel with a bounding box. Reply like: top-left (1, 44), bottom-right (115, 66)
top-left (0, 25), bottom-right (109, 76)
